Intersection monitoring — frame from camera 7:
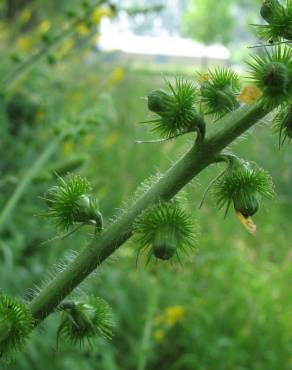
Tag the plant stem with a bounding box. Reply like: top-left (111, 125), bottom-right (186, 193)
top-left (0, 134), bottom-right (63, 233)
top-left (137, 285), bottom-right (159, 370)
top-left (29, 101), bottom-right (267, 323)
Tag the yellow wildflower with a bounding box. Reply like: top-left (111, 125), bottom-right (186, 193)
top-left (237, 84), bottom-right (263, 104)
top-left (239, 325), bottom-right (251, 338)
top-left (91, 6), bottom-right (114, 24)
top-left (197, 72), bottom-right (210, 83)
top-left (70, 92), bottom-right (81, 103)
top-left (76, 23), bottom-right (90, 37)
top-left (153, 329), bottom-right (165, 342)
top-left (62, 140), bottom-right (74, 156)
top-left (83, 133), bottom-right (95, 146)
top-left (17, 35), bottom-right (33, 51)
top-left (164, 305), bottom-right (185, 327)
top-left (104, 132), bottom-right (119, 148)
top-left (37, 20), bottom-right (51, 34)
top-left (56, 38), bottom-right (75, 58)
top-left (19, 9), bottom-right (32, 23)
top-left (35, 110), bottom-right (45, 122)
top-left (107, 67), bottom-right (125, 89)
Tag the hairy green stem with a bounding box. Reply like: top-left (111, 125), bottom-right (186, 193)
top-left (0, 134), bottom-right (63, 233)
top-left (29, 101), bottom-right (267, 322)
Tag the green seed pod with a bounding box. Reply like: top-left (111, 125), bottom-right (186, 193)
top-left (260, 0), bottom-right (281, 23)
top-left (200, 83), bottom-right (239, 116)
top-left (152, 227), bottom-right (177, 260)
top-left (199, 68), bottom-right (240, 119)
top-left (57, 296), bottom-right (114, 347)
top-left (256, 1), bottom-right (292, 43)
top-left (134, 200), bottom-right (198, 262)
top-left (0, 294), bottom-right (34, 360)
top-left (45, 175), bottom-right (103, 231)
top-left (147, 89), bottom-right (173, 113)
top-left (247, 46), bottom-right (292, 108)
top-left (213, 156), bottom-right (275, 218)
top-left (262, 62), bottom-right (289, 93)
top-left (75, 195), bottom-right (103, 230)
top-left (233, 191), bottom-right (260, 217)
top-left (143, 78), bottom-right (203, 139)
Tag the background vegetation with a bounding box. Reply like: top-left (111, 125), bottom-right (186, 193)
top-left (0, 0), bottom-right (291, 369)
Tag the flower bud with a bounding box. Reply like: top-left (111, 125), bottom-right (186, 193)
top-left (143, 78), bottom-right (201, 139)
top-left (57, 297), bottom-right (114, 347)
top-left (134, 201), bottom-right (197, 263)
top-left (233, 192), bottom-right (260, 217)
top-left (212, 156), bottom-right (275, 233)
top-left (0, 295), bottom-right (34, 360)
top-left (260, 0), bottom-right (281, 23)
top-left (199, 68), bottom-right (240, 118)
top-left (75, 195), bottom-right (103, 230)
top-left (45, 175), bottom-right (103, 231)
top-left (147, 89), bottom-right (173, 114)
top-left (262, 62), bottom-right (289, 93)
top-left (247, 46), bottom-right (292, 108)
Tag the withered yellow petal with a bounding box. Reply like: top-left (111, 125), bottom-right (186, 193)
top-left (236, 211), bottom-right (257, 235)
top-left (197, 73), bottom-right (210, 83)
top-left (237, 84), bottom-right (263, 104)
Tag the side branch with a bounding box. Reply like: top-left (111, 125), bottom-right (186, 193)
top-left (29, 101), bottom-right (267, 322)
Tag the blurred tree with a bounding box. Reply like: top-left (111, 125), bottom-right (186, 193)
top-left (183, 0), bottom-right (234, 44)
top-left (183, 0), bottom-right (260, 45)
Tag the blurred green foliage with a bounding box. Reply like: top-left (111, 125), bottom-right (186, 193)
top-left (0, 0), bottom-right (292, 369)
top-left (183, 0), bottom-right (260, 45)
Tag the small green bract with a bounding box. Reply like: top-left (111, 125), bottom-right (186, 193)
top-left (0, 294), bottom-right (34, 361)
